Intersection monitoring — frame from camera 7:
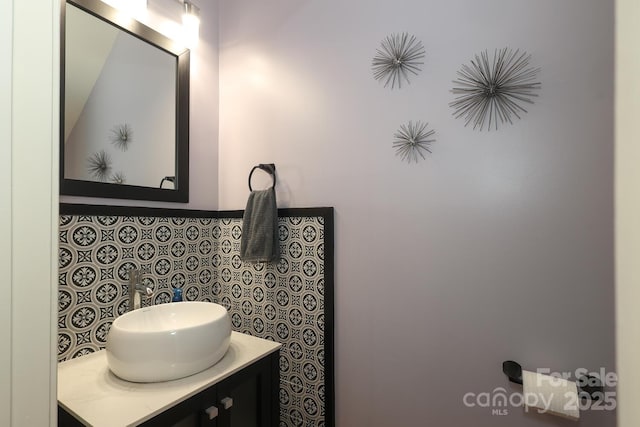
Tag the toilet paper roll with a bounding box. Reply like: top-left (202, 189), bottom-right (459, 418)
top-left (522, 370), bottom-right (580, 421)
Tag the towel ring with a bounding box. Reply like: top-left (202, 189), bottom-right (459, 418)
top-left (248, 163), bottom-right (276, 191)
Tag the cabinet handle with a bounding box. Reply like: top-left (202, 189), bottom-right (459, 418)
top-left (221, 397), bottom-right (233, 410)
top-left (205, 405), bottom-right (219, 420)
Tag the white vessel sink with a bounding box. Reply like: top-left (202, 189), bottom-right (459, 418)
top-left (106, 301), bottom-right (232, 383)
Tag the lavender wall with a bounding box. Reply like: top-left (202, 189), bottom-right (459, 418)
top-left (218, 0), bottom-right (615, 426)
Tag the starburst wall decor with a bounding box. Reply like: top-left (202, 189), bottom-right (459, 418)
top-left (87, 150), bottom-right (112, 182)
top-left (372, 32), bottom-right (426, 89)
top-left (110, 171), bottom-right (126, 184)
top-left (450, 48), bottom-right (541, 131)
top-left (109, 123), bottom-right (133, 151)
top-left (393, 121), bottom-right (435, 163)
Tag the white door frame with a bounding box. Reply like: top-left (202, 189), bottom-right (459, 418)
top-left (616, 0), bottom-right (640, 426)
top-left (0, 0), bottom-right (14, 424)
top-left (2, 0), bottom-right (59, 425)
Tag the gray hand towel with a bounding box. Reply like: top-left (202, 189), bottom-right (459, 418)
top-left (240, 187), bottom-right (279, 262)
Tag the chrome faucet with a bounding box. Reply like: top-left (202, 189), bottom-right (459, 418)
top-left (128, 268), bottom-right (154, 311)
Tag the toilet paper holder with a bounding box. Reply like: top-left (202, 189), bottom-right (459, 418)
top-left (502, 360), bottom-right (604, 401)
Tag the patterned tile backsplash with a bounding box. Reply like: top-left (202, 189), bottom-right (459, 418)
top-left (58, 208), bottom-right (333, 427)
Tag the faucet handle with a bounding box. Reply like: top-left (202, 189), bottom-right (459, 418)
top-left (136, 283), bottom-right (154, 298)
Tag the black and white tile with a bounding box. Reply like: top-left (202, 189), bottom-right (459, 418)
top-left (58, 212), bottom-right (329, 427)
top-left (213, 217), bottom-right (326, 427)
top-left (58, 215), bottom-right (216, 360)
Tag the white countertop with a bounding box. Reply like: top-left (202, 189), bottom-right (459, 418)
top-left (58, 331), bottom-right (281, 427)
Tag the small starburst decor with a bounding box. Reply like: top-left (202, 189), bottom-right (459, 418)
top-left (109, 123), bottom-right (133, 151)
top-left (450, 48), bottom-right (541, 131)
top-left (372, 32), bottom-right (426, 89)
top-left (393, 121), bottom-right (435, 163)
top-left (110, 171), bottom-right (126, 184)
top-left (87, 150), bottom-right (112, 182)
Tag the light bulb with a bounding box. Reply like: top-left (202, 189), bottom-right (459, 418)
top-left (182, 2), bottom-right (200, 48)
top-left (101, 0), bottom-right (147, 20)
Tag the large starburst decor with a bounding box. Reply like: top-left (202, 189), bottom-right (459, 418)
top-left (393, 121), bottom-right (435, 163)
top-left (87, 150), bottom-right (112, 182)
top-left (450, 48), bottom-right (541, 131)
top-left (372, 32), bottom-right (426, 89)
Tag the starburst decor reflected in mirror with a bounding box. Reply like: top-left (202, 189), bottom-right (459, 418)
top-left (109, 123), bottom-right (133, 151)
top-left (87, 150), bottom-right (112, 182)
top-left (110, 171), bottom-right (126, 184)
top-left (393, 121), bottom-right (435, 163)
top-left (450, 48), bottom-right (541, 131)
top-left (372, 32), bottom-right (426, 89)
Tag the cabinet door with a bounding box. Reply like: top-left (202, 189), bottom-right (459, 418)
top-left (216, 354), bottom-right (278, 427)
top-left (139, 386), bottom-right (218, 427)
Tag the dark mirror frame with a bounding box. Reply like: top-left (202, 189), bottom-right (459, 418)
top-left (60, 0), bottom-right (190, 203)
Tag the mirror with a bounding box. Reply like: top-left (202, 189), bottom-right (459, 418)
top-left (61, 0), bottom-right (190, 202)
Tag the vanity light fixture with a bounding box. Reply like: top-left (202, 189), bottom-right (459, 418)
top-left (101, 0), bottom-right (147, 19)
top-left (181, 1), bottom-right (200, 48)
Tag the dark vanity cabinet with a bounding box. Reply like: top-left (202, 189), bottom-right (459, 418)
top-left (141, 353), bottom-right (279, 427)
top-left (59, 352), bottom-right (279, 427)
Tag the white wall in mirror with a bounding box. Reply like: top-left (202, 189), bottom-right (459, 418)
top-left (65, 3), bottom-right (176, 187)
top-left (64, 5), bottom-right (116, 142)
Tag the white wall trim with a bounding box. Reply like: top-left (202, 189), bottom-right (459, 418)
top-left (616, 0), bottom-right (640, 425)
top-left (0, 0), bottom-right (13, 425)
top-left (10, 0), bottom-right (59, 425)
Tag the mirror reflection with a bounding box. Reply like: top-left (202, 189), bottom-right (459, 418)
top-left (61, 0), bottom-right (190, 202)
top-left (65, 3), bottom-right (176, 187)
